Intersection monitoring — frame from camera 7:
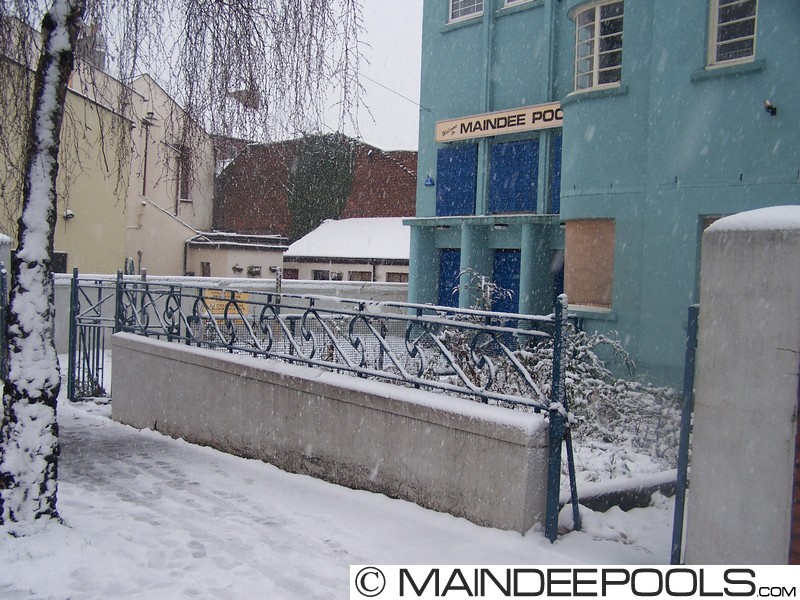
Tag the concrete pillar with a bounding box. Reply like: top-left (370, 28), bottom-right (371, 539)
top-left (459, 223), bottom-right (489, 309)
top-left (408, 225), bottom-right (437, 305)
top-left (519, 223), bottom-right (552, 315)
top-left (684, 206), bottom-right (800, 564)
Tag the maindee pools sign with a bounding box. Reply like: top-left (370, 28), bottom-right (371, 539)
top-left (436, 102), bottom-right (562, 143)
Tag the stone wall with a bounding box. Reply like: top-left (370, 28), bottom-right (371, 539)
top-left (684, 206), bottom-right (800, 564)
top-left (111, 332), bottom-right (549, 534)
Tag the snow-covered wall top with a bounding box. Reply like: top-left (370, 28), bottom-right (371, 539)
top-left (708, 206), bottom-right (800, 232)
top-left (284, 217), bottom-right (410, 260)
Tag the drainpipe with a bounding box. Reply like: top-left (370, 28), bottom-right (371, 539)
top-left (474, 4), bottom-right (496, 218)
top-left (540, 0), bottom-right (559, 212)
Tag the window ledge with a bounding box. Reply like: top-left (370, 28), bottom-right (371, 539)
top-left (568, 305), bottom-right (617, 321)
top-left (442, 14), bottom-right (483, 33)
top-left (561, 84), bottom-right (628, 108)
top-left (496, 0), bottom-right (543, 18)
top-left (691, 59), bottom-right (765, 83)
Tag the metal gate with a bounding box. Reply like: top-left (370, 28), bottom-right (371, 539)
top-left (0, 264), bottom-right (7, 382)
top-left (66, 269), bottom-right (117, 401)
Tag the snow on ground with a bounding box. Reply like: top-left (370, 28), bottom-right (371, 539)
top-left (0, 396), bottom-right (674, 599)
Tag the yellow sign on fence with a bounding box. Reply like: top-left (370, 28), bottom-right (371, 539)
top-left (202, 289), bottom-right (250, 316)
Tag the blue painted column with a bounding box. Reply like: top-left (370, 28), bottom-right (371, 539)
top-left (459, 222), bottom-right (491, 309)
top-left (407, 224), bottom-right (437, 305)
top-left (519, 223), bottom-right (538, 315)
top-left (520, 222), bottom-right (554, 315)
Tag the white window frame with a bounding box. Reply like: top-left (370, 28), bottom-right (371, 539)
top-left (571, 0), bottom-right (624, 92)
top-left (449, 0), bottom-right (483, 23)
top-left (708, 0), bottom-right (757, 67)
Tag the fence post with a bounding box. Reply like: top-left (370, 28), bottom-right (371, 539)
top-left (0, 262), bottom-right (7, 382)
top-left (545, 294), bottom-right (569, 542)
top-left (670, 303), bottom-right (699, 564)
top-left (114, 270), bottom-right (123, 333)
top-left (66, 267), bottom-right (79, 401)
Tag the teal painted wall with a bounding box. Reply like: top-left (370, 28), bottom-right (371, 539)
top-left (410, 0), bottom-right (800, 385)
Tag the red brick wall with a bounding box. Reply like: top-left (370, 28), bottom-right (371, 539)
top-left (340, 146), bottom-right (417, 219)
top-left (213, 138), bottom-right (417, 241)
top-left (214, 141), bottom-right (297, 238)
top-left (790, 381), bottom-right (800, 564)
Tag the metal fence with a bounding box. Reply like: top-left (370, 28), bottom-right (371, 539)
top-left (66, 270), bottom-right (117, 401)
top-left (67, 270), bottom-right (581, 541)
top-left (671, 303), bottom-right (700, 565)
top-left (0, 263), bottom-right (7, 382)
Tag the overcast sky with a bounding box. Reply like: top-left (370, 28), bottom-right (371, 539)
top-left (325, 1), bottom-right (423, 151)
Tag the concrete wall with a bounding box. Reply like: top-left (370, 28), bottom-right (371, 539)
top-left (185, 246), bottom-right (285, 279)
top-left (125, 75), bottom-right (216, 276)
top-left (0, 61), bottom-right (129, 274)
top-left (283, 259), bottom-right (410, 283)
top-left (684, 207), bottom-right (800, 564)
top-left (111, 332), bottom-right (549, 533)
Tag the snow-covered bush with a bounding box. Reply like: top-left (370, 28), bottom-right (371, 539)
top-left (495, 326), bottom-right (682, 470)
top-left (440, 268), bottom-right (682, 471)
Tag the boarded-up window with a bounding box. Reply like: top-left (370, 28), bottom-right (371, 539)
top-left (436, 145), bottom-right (478, 217)
top-left (489, 139), bottom-right (538, 214)
top-left (564, 219), bottom-right (615, 308)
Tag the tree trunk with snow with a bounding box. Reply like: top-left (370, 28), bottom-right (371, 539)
top-left (0, 0), bottom-right (85, 530)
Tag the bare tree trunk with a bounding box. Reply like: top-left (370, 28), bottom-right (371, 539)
top-left (0, 0), bottom-right (85, 531)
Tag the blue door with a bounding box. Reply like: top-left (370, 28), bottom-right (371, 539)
top-left (492, 250), bottom-right (521, 314)
top-left (436, 145), bottom-right (478, 216)
top-left (489, 139), bottom-right (538, 214)
top-left (438, 249), bottom-right (461, 307)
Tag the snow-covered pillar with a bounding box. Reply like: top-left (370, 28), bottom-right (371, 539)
top-left (683, 206), bottom-right (800, 564)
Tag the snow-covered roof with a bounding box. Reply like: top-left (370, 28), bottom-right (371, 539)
top-left (186, 231), bottom-right (288, 251)
top-left (284, 218), bottom-right (410, 261)
top-left (708, 205), bottom-right (800, 232)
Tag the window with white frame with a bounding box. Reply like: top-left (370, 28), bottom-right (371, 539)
top-left (573, 1), bottom-right (624, 91)
top-left (450, 0), bottom-right (483, 21)
top-left (709, 0), bottom-right (757, 66)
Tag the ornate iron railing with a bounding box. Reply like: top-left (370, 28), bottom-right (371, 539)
top-left (114, 275), bottom-right (562, 412)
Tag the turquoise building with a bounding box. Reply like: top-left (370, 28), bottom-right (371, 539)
top-left (406, 0), bottom-right (800, 385)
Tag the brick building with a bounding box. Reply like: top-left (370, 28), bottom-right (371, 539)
top-left (214, 135), bottom-right (416, 242)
